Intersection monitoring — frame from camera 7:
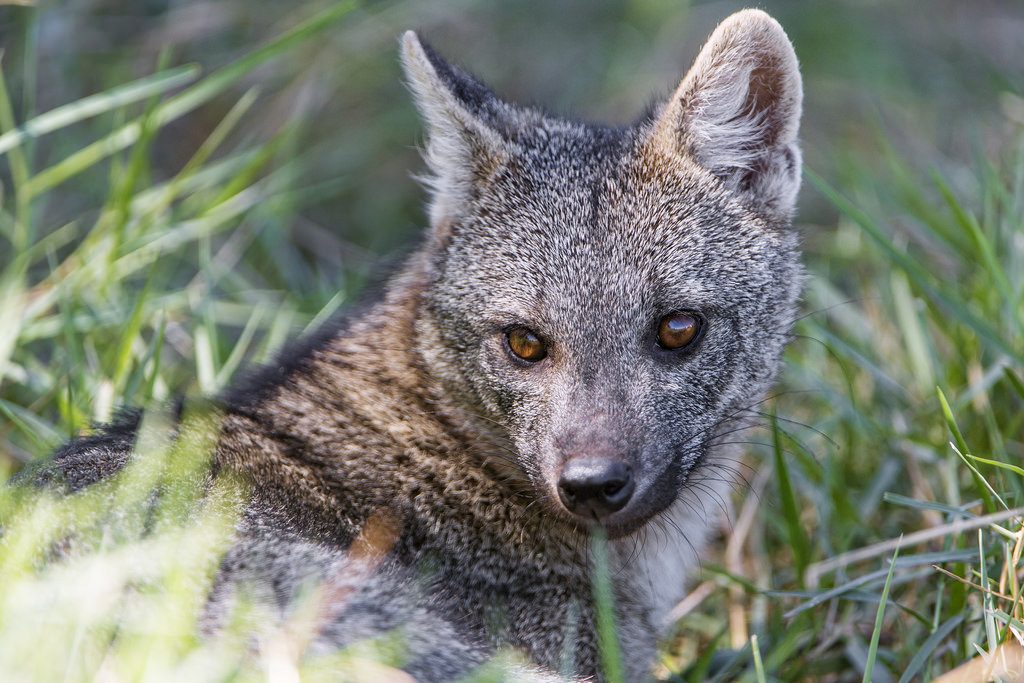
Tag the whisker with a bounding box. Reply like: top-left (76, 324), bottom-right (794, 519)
top-left (735, 407), bottom-right (837, 448)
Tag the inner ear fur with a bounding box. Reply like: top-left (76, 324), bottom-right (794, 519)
top-left (647, 9), bottom-right (803, 220)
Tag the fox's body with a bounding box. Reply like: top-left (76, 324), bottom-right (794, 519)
top-left (42, 10), bottom-right (803, 681)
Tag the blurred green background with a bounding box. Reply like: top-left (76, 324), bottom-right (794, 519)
top-left (3, 0), bottom-right (1021, 299)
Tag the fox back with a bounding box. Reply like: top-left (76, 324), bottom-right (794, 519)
top-left (41, 9), bottom-right (803, 682)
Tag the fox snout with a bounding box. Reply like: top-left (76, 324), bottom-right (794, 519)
top-left (557, 457), bottom-right (635, 521)
top-left (550, 421), bottom-right (640, 525)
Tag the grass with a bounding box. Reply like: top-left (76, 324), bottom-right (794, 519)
top-left (1, 1), bottom-right (1023, 681)
top-left (660, 140), bottom-right (1024, 680)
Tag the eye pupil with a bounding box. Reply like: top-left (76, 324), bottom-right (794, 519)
top-left (657, 313), bottom-right (701, 350)
top-left (507, 327), bottom-right (547, 362)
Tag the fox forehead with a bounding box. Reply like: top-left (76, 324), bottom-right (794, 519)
top-left (443, 136), bottom-right (789, 320)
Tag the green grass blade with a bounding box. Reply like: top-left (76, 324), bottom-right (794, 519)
top-left (897, 613), bottom-right (965, 683)
top-left (23, 1), bottom-right (356, 197)
top-left (142, 314), bottom-right (166, 403)
top-left (990, 609), bottom-right (1024, 632)
top-left (783, 568), bottom-right (889, 619)
top-left (0, 65), bottom-right (199, 157)
top-left (863, 540), bottom-right (901, 683)
top-left (978, 531), bottom-right (998, 656)
top-left (0, 55), bottom-right (32, 252)
top-left (591, 528), bottom-right (624, 683)
top-left (891, 549), bottom-right (979, 568)
top-left (890, 271), bottom-right (935, 393)
top-left (110, 277), bottom-right (153, 393)
top-left (194, 324), bottom-right (217, 395)
top-left (0, 271), bottom-right (27, 389)
top-left (773, 413), bottom-right (811, 583)
top-left (0, 399), bottom-right (63, 452)
top-left (937, 387), bottom-right (997, 512)
top-left (882, 492), bottom-right (977, 519)
top-left (1003, 367), bottom-right (1024, 400)
top-left (751, 635), bottom-right (767, 683)
top-left (214, 306), bottom-right (265, 388)
top-left (964, 453), bottom-right (1024, 478)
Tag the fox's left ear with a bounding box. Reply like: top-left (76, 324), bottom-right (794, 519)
top-left (648, 9), bottom-right (802, 220)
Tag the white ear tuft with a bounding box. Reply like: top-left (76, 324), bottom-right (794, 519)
top-left (400, 31), bottom-right (509, 231)
top-left (649, 10), bottom-right (803, 219)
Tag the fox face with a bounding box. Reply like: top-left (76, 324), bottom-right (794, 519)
top-left (403, 10), bottom-right (803, 537)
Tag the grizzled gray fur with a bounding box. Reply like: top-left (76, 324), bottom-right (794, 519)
top-left (39, 9), bottom-right (803, 682)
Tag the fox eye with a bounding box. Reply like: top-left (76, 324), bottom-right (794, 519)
top-left (506, 327), bottom-right (547, 362)
top-left (657, 312), bottom-right (703, 351)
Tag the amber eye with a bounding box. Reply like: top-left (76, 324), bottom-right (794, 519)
top-left (506, 327), bottom-right (547, 362)
top-left (657, 312), bottom-right (702, 351)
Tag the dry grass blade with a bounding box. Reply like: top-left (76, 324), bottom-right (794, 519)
top-left (807, 507), bottom-right (1024, 588)
top-left (931, 565), bottom-right (1015, 602)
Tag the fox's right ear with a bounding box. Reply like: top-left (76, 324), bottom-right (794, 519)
top-left (401, 32), bottom-right (512, 233)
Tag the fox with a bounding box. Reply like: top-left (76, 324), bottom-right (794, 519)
top-left (33, 8), bottom-right (803, 682)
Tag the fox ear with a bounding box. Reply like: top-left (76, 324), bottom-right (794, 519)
top-left (401, 31), bottom-right (511, 231)
top-left (648, 10), bottom-right (802, 219)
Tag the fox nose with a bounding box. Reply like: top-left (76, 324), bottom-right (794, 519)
top-left (557, 458), bottom-right (634, 521)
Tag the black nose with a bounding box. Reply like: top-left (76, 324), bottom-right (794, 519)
top-left (557, 458), bottom-right (634, 521)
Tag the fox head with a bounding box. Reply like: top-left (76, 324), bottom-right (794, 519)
top-left (402, 10), bottom-right (803, 537)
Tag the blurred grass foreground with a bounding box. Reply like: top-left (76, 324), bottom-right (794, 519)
top-left (1, 1), bottom-right (1024, 681)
